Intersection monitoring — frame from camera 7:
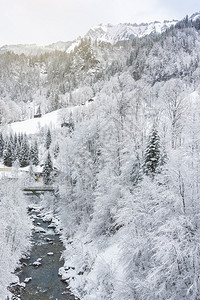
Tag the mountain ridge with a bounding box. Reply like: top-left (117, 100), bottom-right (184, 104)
top-left (84, 19), bottom-right (178, 43)
top-left (2, 12), bottom-right (200, 56)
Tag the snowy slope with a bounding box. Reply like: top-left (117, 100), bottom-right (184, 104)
top-left (9, 103), bottom-right (87, 135)
top-left (84, 20), bottom-right (177, 43)
top-left (9, 110), bottom-right (61, 135)
top-left (85, 12), bottom-right (200, 43)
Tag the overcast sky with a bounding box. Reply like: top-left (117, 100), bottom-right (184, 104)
top-left (0, 0), bottom-right (199, 46)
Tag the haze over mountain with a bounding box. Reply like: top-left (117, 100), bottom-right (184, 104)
top-left (0, 17), bottom-right (182, 56)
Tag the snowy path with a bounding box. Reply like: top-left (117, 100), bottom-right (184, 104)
top-left (9, 205), bottom-right (77, 300)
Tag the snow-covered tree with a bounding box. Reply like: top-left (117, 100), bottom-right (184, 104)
top-left (54, 142), bottom-right (60, 158)
top-left (3, 141), bottom-right (13, 167)
top-left (0, 132), bottom-right (4, 157)
top-left (43, 151), bottom-right (53, 185)
top-left (143, 125), bottom-right (162, 176)
top-left (19, 136), bottom-right (30, 167)
top-left (68, 111), bottom-right (75, 134)
top-left (45, 128), bottom-right (52, 150)
top-left (0, 179), bottom-right (31, 299)
top-left (30, 141), bottom-right (39, 166)
top-left (161, 79), bottom-right (187, 149)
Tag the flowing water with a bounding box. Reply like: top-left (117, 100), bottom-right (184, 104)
top-left (10, 205), bottom-right (77, 300)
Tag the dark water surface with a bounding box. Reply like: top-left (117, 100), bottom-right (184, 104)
top-left (12, 208), bottom-right (77, 300)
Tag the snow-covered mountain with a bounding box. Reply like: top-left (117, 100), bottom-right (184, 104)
top-left (84, 12), bottom-right (200, 43)
top-left (84, 20), bottom-right (178, 43)
top-left (1, 12), bottom-right (200, 56)
top-left (0, 20), bottom-right (177, 55)
top-left (0, 18), bottom-right (186, 56)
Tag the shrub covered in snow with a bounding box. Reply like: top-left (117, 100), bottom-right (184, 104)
top-left (0, 179), bottom-right (31, 299)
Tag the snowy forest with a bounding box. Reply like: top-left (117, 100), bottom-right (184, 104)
top-left (1, 13), bottom-right (200, 299)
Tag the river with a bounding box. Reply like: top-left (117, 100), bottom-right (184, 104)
top-left (10, 204), bottom-right (77, 300)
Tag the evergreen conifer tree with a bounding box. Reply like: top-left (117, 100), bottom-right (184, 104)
top-left (9, 133), bottom-right (15, 158)
top-left (12, 142), bottom-right (19, 163)
top-left (14, 142), bottom-right (22, 163)
top-left (30, 141), bottom-right (39, 166)
top-left (3, 141), bottom-right (13, 167)
top-left (0, 132), bottom-right (4, 157)
top-left (54, 142), bottom-right (60, 158)
top-left (45, 128), bottom-right (52, 150)
top-left (18, 133), bottom-right (22, 146)
top-left (143, 125), bottom-right (161, 177)
top-left (43, 152), bottom-right (53, 185)
top-left (19, 138), bottom-right (30, 167)
top-left (14, 133), bottom-right (18, 148)
top-left (30, 144), bottom-right (35, 164)
top-left (9, 133), bottom-right (13, 145)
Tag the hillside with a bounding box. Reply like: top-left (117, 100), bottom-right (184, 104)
top-left (0, 13), bottom-right (200, 126)
top-left (9, 110), bottom-right (61, 135)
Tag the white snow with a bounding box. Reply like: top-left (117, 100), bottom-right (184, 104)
top-left (32, 261), bottom-right (42, 267)
top-left (85, 20), bottom-right (177, 43)
top-left (189, 91), bottom-right (200, 103)
top-left (86, 243), bottom-right (125, 285)
top-left (9, 100), bottom-right (94, 136)
top-left (66, 39), bottom-right (81, 53)
top-left (24, 277), bottom-right (32, 283)
top-left (32, 258), bottom-right (42, 267)
top-left (9, 110), bottom-right (61, 135)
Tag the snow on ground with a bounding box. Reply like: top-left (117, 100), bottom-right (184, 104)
top-left (8, 100), bottom-right (95, 135)
top-left (9, 109), bottom-right (61, 135)
top-left (86, 243), bottom-right (124, 283)
top-left (0, 161), bottom-right (43, 179)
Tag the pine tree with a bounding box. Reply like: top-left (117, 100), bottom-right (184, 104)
top-left (11, 132), bottom-right (20, 163)
top-left (18, 133), bottom-right (22, 146)
top-left (3, 141), bottom-right (13, 167)
top-left (9, 133), bottom-right (13, 145)
top-left (13, 133), bottom-right (18, 152)
top-left (19, 137), bottom-right (30, 167)
top-left (43, 152), bottom-right (53, 185)
top-left (14, 133), bottom-right (18, 145)
top-left (45, 128), bottom-right (52, 150)
top-left (0, 132), bottom-right (4, 157)
top-left (143, 125), bottom-right (161, 176)
top-left (30, 144), bottom-right (35, 164)
top-left (14, 141), bottom-right (22, 164)
top-left (54, 142), bottom-right (60, 158)
top-left (30, 141), bottom-right (39, 166)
